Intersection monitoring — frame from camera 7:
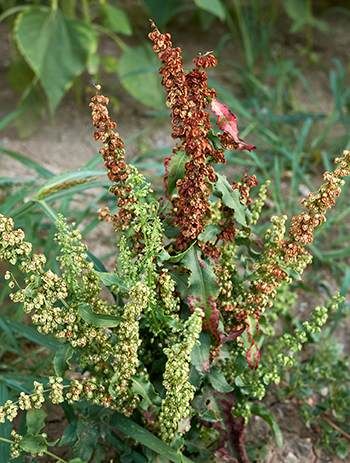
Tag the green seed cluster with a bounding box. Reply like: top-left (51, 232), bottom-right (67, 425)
top-left (159, 308), bottom-right (203, 442)
top-left (249, 180), bottom-right (270, 225)
top-left (227, 294), bottom-right (343, 420)
top-left (110, 282), bottom-right (150, 415)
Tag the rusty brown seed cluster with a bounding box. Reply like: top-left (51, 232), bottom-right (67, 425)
top-left (228, 150), bottom-right (350, 326)
top-left (290, 150), bottom-right (350, 244)
top-left (149, 23), bottom-right (225, 250)
top-left (89, 94), bottom-right (135, 229)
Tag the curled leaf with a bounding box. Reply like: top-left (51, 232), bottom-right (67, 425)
top-left (211, 98), bottom-right (255, 151)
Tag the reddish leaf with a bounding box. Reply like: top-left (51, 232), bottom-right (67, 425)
top-left (211, 98), bottom-right (255, 151)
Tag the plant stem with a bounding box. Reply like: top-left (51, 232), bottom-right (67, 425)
top-left (44, 449), bottom-right (68, 462)
top-left (0, 437), bottom-right (13, 445)
top-left (322, 415), bottom-right (350, 442)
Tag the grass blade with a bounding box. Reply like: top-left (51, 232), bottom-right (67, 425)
top-left (0, 147), bottom-right (53, 179)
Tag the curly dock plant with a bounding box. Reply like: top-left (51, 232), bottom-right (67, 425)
top-left (0, 23), bottom-right (349, 463)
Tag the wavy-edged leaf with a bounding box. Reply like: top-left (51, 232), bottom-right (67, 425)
top-left (132, 376), bottom-right (161, 411)
top-left (78, 303), bottom-right (119, 328)
top-left (215, 174), bottom-right (247, 226)
top-left (208, 367), bottom-right (233, 392)
top-left (181, 245), bottom-right (219, 303)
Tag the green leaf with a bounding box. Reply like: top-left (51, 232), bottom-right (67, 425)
top-left (132, 376), bottom-right (161, 411)
top-left (69, 459), bottom-right (85, 463)
top-left (194, 0), bottom-right (226, 21)
top-left (118, 45), bottom-right (163, 109)
top-left (251, 403), bottom-right (283, 448)
top-left (26, 409), bottom-right (47, 435)
top-left (144, 0), bottom-right (183, 26)
top-left (53, 344), bottom-right (74, 377)
top-left (335, 440), bottom-right (349, 460)
top-left (283, 0), bottom-right (328, 32)
top-left (1, 317), bottom-right (61, 351)
top-left (15, 6), bottom-right (97, 112)
top-left (111, 413), bottom-right (194, 463)
top-left (181, 245), bottom-right (219, 303)
top-left (166, 242), bottom-right (195, 263)
top-left (20, 435), bottom-right (47, 454)
top-left (96, 272), bottom-right (129, 291)
top-left (198, 224), bottom-right (220, 242)
top-left (215, 174), bottom-right (247, 226)
top-left (0, 147), bottom-right (53, 178)
top-left (191, 333), bottom-right (211, 374)
top-left (166, 151), bottom-right (187, 196)
top-left (208, 367), bottom-right (233, 392)
top-left (101, 3), bottom-right (132, 35)
top-left (78, 303), bottom-right (120, 328)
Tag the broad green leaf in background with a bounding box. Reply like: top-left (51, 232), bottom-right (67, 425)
top-left (15, 6), bottom-right (97, 112)
top-left (215, 173), bottom-right (247, 226)
top-left (144, 0), bottom-right (185, 26)
top-left (194, 0), bottom-right (226, 21)
top-left (118, 45), bottom-right (164, 109)
top-left (181, 245), bottom-right (219, 304)
top-left (100, 2), bottom-right (132, 35)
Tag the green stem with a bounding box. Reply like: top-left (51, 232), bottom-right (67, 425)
top-left (44, 449), bottom-right (68, 463)
top-left (93, 24), bottom-right (128, 51)
top-left (35, 200), bottom-right (58, 222)
top-left (82, 0), bottom-right (91, 23)
top-left (0, 437), bottom-right (13, 445)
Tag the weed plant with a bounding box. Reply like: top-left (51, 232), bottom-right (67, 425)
top-left (0, 22), bottom-right (350, 463)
